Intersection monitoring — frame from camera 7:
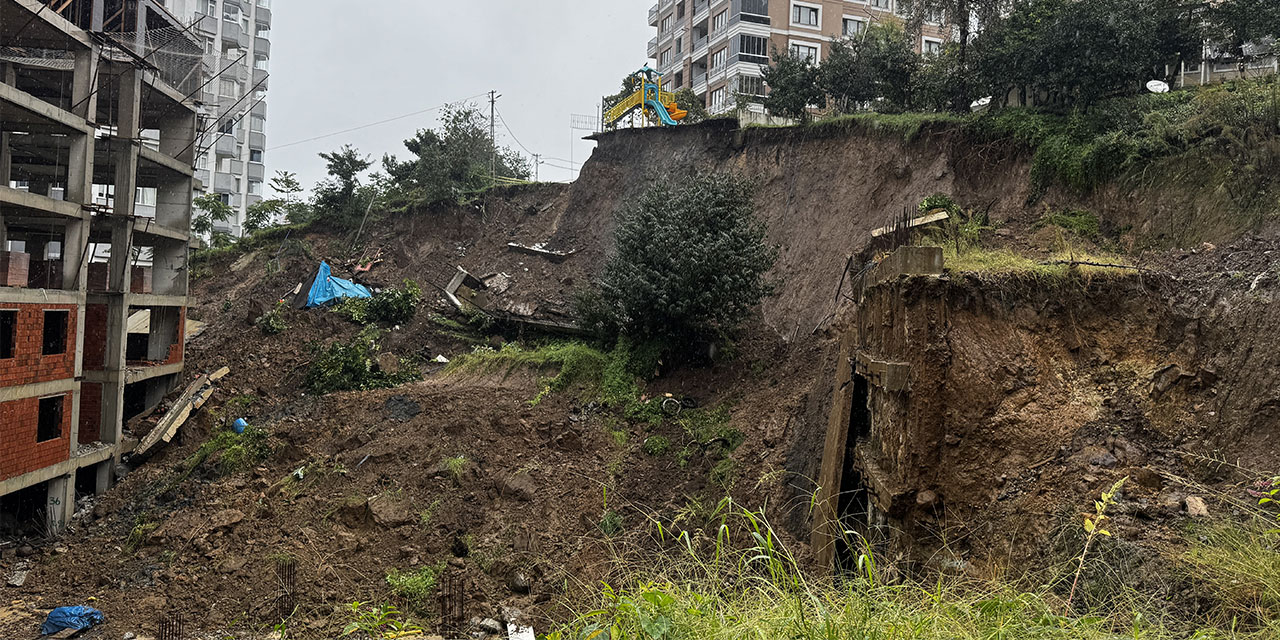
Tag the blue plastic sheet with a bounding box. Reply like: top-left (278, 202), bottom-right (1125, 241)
top-left (305, 261), bottom-right (372, 308)
top-left (41, 606), bottom-right (104, 635)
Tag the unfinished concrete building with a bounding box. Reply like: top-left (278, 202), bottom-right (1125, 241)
top-left (0, 0), bottom-right (197, 534)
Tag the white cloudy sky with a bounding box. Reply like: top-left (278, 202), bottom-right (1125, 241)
top-left (265, 1), bottom-right (654, 191)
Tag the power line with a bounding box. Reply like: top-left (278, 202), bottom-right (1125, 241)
top-left (495, 109), bottom-right (534, 156)
top-left (267, 92), bottom-right (490, 152)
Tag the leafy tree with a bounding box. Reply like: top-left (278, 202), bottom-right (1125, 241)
top-left (270, 170), bottom-right (311, 224)
top-left (311, 145), bottom-right (375, 228)
top-left (381, 103), bottom-right (529, 209)
top-left (192, 192), bottom-right (234, 241)
top-left (972, 0), bottom-right (1197, 109)
top-left (1206, 0), bottom-right (1280, 76)
top-left (762, 47), bottom-right (824, 122)
top-left (860, 22), bottom-right (920, 112)
top-left (243, 198), bottom-right (279, 235)
top-left (913, 43), bottom-right (975, 112)
top-left (673, 88), bottom-right (710, 124)
top-left (579, 173), bottom-right (778, 347)
top-left (819, 36), bottom-right (879, 114)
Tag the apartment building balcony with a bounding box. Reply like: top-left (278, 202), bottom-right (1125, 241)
top-left (193, 13), bottom-right (218, 35)
top-left (649, 4), bottom-right (660, 26)
top-left (250, 131), bottom-right (266, 150)
top-left (213, 172), bottom-right (237, 193)
top-left (221, 20), bottom-right (244, 44)
top-left (247, 162), bottom-right (266, 181)
top-left (648, 37), bottom-right (659, 57)
top-left (693, 0), bottom-right (710, 23)
top-left (214, 134), bottom-right (238, 157)
top-left (256, 5), bottom-right (272, 22)
top-left (693, 72), bottom-right (708, 95)
top-left (693, 34), bottom-right (709, 57)
top-left (254, 37), bottom-right (271, 55)
top-left (252, 68), bottom-right (269, 90)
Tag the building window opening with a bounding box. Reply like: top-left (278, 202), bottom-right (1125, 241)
top-left (42, 310), bottom-right (68, 355)
top-left (0, 310), bottom-right (15, 359)
top-left (38, 395), bottom-right (64, 442)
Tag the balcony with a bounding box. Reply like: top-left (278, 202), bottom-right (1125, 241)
top-left (648, 37), bottom-right (659, 57)
top-left (252, 68), bottom-right (269, 90)
top-left (693, 34), bottom-right (709, 56)
top-left (693, 0), bottom-right (709, 22)
top-left (693, 72), bottom-right (708, 95)
top-left (214, 134), bottom-right (237, 157)
top-left (213, 171), bottom-right (237, 193)
top-left (247, 162), bottom-right (266, 181)
top-left (254, 37), bottom-right (271, 55)
top-left (649, 4), bottom-right (659, 26)
top-left (249, 131), bottom-right (266, 150)
top-left (220, 20), bottom-right (243, 44)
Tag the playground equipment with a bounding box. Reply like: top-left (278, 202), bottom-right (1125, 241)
top-left (603, 66), bottom-right (688, 128)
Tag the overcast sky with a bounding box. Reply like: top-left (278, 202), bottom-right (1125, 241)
top-left (265, 1), bottom-right (653, 191)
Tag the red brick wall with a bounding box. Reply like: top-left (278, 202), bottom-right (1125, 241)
top-left (0, 392), bottom-right (73, 481)
top-left (83, 303), bottom-right (108, 371)
top-left (78, 382), bottom-right (102, 444)
top-left (165, 307), bottom-right (187, 365)
top-left (0, 304), bottom-right (78, 389)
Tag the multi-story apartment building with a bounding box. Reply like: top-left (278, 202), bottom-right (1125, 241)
top-left (165, 0), bottom-right (271, 237)
top-left (1, 0), bottom-right (196, 533)
top-left (649, 0), bottom-right (945, 114)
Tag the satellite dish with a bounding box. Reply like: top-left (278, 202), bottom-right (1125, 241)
top-left (1146, 80), bottom-right (1170, 94)
top-left (970, 96), bottom-right (993, 112)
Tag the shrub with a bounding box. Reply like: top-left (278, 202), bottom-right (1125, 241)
top-left (366, 279), bottom-right (421, 324)
top-left (333, 280), bottom-right (421, 325)
top-left (305, 328), bottom-right (419, 394)
top-left (578, 173), bottom-right (777, 348)
top-left (255, 304), bottom-right (288, 335)
top-left (643, 436), bottom-right (671, 457)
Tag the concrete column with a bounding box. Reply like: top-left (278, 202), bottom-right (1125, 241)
top-left (107, 217), bottom-right (133, 293)
top-left (100, 296), bottom-right (128, 448)
top-left (62, 217), bottom-right (89, 292)
top-left (147, 307), bottom-right (179, 361)
top-left (94, 461), bottom-right (112, 495)
top-left (159, 109), bottom-right (198, 166)
top-left (113, 68), bottom-right (142, 219)
top-left (45, 474), bottom-right (75, 535)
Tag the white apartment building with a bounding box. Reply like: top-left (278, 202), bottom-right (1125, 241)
top-left (166, 0), bottom-right (272, 236)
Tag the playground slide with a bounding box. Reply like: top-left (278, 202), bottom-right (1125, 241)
top-left (646, 98), bottom-right (682, 126)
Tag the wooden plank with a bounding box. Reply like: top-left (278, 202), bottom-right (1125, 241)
top-left (134, 366), bottom-right (228, 456)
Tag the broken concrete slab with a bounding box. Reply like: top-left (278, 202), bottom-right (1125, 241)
top-left (135, 367), bottom-right (231, 456)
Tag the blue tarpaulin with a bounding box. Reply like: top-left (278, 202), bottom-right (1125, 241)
top-left (41, 606), bottom-right (104, 635)
top-left (304, 261), bottom-right (372, 308)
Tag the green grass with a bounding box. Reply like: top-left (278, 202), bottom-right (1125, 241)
top-left (441, 455), bottom-right (469, 481)
top-left (1182, 520), bottom-right (1280, 624)
top-left (554, 503), bottom-right (1280, 640)
top-left (1040, 209), bottom-right (1101, 239)
top-left (447, 338), bottom-right (664, 414)
top-left (385, 564), bottom-right (445, 610)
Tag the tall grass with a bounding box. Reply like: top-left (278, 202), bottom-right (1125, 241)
top-left (553, 501), bottom-right (1280, 640)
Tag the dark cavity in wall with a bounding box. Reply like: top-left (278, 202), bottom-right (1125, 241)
top-left (835, 373), bottom-right (873, 575)
top-left (0, 482), bottom-right (48, 537)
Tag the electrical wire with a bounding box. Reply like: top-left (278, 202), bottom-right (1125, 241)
top-left (267, 92), bottom-right (490, 152)
top-left (494, 109), bottom-right (535, 156)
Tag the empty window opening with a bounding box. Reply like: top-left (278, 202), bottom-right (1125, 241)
top-left (0, 310), bottom-right (15, 358)
top-left (42, 310), bottom-right (68, 355)
top-left (0, 483), bottom-right (48, 537)
top-left (38, 395), bottom-right (64, 442)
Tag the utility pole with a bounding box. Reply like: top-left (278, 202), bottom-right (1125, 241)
top-left (489, 90), bottom-right (500, 186)
top-left (533, 153), bottom-right (540, 182)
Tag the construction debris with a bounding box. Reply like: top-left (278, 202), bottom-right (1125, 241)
top-left (135, 367), bottom-right (230, 456)
top-left (507, 242), bottom-right (576, 262)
